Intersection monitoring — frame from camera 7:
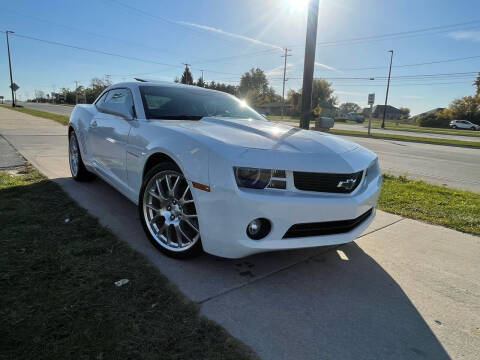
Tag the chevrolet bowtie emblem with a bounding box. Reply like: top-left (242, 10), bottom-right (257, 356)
top-left (337, 178), bottom-right (357, 191)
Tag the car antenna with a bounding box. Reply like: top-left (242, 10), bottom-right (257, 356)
top-left (134, 78), bottom-right (148, 82)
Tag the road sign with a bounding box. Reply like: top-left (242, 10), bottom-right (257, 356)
top-left (368, 93), bottom-right (375, 105)
top-left (10, 83), bottom-right (19, 92)
top-left (0, 96), bottom-right (4, 99)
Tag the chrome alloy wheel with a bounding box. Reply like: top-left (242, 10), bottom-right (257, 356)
top-left (142, 170), bottom-right (200, 252)
top-left (69, 133), bottom-right (79, 177)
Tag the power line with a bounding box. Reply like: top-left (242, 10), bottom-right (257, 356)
top-left (3, 31), bottom-right (247, 77)
top-left (312, 54), bottom-right (480, 72)
top-left (280, 71), bottom-right (478, 81)
top-left (288, 19), bottom-right (480, 48)
top-left (1, 8), bottom-right (208, 62)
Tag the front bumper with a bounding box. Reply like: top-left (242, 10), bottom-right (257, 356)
top-left (192, 170), bottom-right (382, 258)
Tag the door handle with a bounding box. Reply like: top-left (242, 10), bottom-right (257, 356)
top-left (90, 120), bottom-right (98, 128)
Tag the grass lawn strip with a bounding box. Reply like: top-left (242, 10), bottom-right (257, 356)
top-left (0, 104), bottom-right (69, 125)
top-left (379, 174), bottom-right (480, 235)
top-left (329, 129), bottom-right (480, 148)
top-left (0, 166), bottom-right (256, 360)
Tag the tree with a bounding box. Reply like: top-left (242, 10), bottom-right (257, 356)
top-left (204, 81), bottom-right (238, 95)
top-left (474, 73), bottom-right (480, 95)
top-left (85, 77), bottom-right (110, 103)
top-left (339, 102), bottom-right (361, 114)
top-left (181, 67), bottom-right (194, 85)
top-left (293, 79), bottom-right (337, 115)
top-left (196, 77), bottom-right (205, 88)
top-left (447, 95), bottom-right (480, 122)
top-left (399, 107), bottom-right (410, 118)
top-left (287, 89), bottom-right (301, 109)
top-left (238, 68), bottom-right (269, 96)
top-left (312, 79), bottom-right (337, 109)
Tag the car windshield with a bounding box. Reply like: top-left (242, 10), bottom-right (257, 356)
top-left (139, 85), bottom-right (265, 121)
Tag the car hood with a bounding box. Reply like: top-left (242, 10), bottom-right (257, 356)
top-left (177, 117), bottom-right (358, 155)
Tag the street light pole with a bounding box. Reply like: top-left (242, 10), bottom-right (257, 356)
top-left (5, 30), bottom-right (15, 107)
top-left (381, 50), bottom-right (394, 129)
top-left (300, 0), bottom-right (320, 130)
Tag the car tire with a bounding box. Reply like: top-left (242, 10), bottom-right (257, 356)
top-left (139, 163), bottom-right (203, 259)
top-left (471, 127), bottom-right (476, 130)
top-left (452, 125), bottom-right (457, 129)
top-left (69, 131), bottom-right (95, 181)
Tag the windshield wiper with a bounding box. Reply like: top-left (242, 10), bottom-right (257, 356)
top-left (152, 115), bottom-right (203, 120)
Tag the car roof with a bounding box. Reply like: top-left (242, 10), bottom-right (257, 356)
top-left (107, 80), bottom-right (221, 93)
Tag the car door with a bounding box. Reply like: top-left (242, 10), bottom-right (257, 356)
top-left (88, 88), bottom-right (134, 186)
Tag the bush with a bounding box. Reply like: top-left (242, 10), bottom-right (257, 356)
top-left (416, 113), bottom-right (451, 128)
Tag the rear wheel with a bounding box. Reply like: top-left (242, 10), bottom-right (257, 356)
top-left (69, 131), bottom-right (95, 181)
top-left (139, 163), bottom-right (202, 258)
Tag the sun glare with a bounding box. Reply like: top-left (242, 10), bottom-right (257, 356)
top-left (283, 0), bottom-right (309, 13)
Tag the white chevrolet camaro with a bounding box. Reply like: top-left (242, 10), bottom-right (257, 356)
top-left (68, 81), bottom-right (381, 258)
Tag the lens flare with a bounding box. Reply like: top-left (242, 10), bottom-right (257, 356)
top-left (283, 0), bottom-right (309, 13)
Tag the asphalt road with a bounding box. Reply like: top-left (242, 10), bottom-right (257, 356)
top-left (17, 101), bottom-right (480, 192)
top-left (2, 106), bottom-right (479, 360)
top-left (343, 135), bottom-right (480, 192)
top-left (19, 101), bottom-right (74, 116)
top-left (334, 122), bottom-right (480, 142)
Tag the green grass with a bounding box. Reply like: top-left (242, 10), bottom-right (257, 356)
top-left (328, 128), bottom-right (480, 148)
top-left (0, 104), bottom-right (69, 125)
top-left (368, 118), bottom-right (480, 137)
top-left (379, 174), bottom-right (480, 235)
top-left (269, 115), bottom-right (480, 138)
top-left (0, 166), bottom-right (255, 360)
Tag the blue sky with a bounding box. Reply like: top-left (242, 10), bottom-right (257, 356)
top-left (1, 0), bottom-right (479, 115)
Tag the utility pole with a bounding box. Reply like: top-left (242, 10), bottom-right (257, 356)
top-left (74, 81), bottom-right (79, 105)
top-left (300, 0), bottom-right (320, 130)
top-left (381, 50), bottom-right (394, 129)
top-left (281, 48), bottom-right (292, 119)
top-left (5, 31), bottom-right (15, 107)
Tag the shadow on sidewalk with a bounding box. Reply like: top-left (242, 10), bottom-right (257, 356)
top-left (53, 176), bottom-right (449, 360)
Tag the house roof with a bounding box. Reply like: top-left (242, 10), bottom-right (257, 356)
top-left (372, 105), bottom-right (407, 114)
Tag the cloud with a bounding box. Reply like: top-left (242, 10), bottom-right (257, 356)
top-left (177, 21), bottom-right (283, 50)
top-left (314, 62), bottom-right (340, 72)
top-left (448, 30), bottom-right (480, 42)
top-left (266, 63), bottom-right (294, 76)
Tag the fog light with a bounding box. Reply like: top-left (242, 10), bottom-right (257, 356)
top-left (246, 218), bottom-right (271, 240)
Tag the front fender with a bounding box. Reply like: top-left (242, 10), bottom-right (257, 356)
top-left (127, 123), bottom-right (210, 203)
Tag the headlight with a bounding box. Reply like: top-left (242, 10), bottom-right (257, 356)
top-left (234, 167), bottom-right (287, 189)
top-left (234, 167), bottom-right (272, 189)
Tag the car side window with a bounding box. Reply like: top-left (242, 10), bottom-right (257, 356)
top-left (95, 91), bottom-right (108, 104)
top-left (105, 88), bottom-right (133, 106)
top-left (104, 88), bottom-right (136, 118)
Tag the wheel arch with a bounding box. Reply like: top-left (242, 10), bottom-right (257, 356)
top-left (142, 152), bottom-right (182, 180)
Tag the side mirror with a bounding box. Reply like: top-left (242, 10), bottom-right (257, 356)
top-left (96, 101), bottom-right (134, 120)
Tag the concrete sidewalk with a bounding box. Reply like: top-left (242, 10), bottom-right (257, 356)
top-left (1, 107), bottom-right (479, 359)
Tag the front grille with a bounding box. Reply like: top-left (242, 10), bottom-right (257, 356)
top-left (283, 208), bottom-right (373, 239)
top-left (293, 170), bottom-right (363, 193)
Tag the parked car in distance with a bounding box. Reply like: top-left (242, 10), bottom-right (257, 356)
top-left (449, 120), bottom-right (480, 130)
top-left (347, 113), bottom-right (365, 123)
top-left (68, 81), bottom-right (381, 259)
